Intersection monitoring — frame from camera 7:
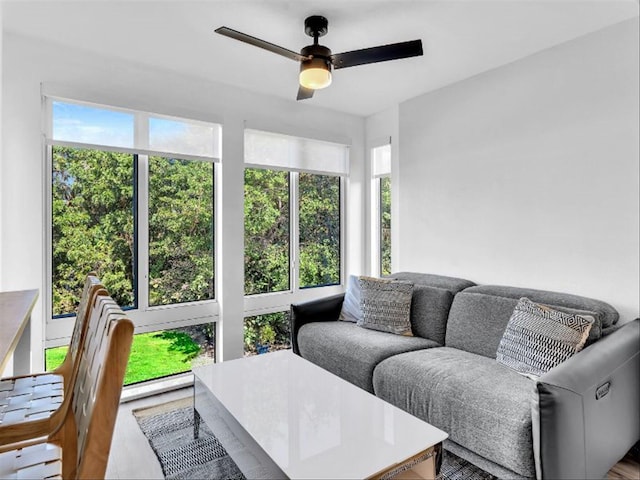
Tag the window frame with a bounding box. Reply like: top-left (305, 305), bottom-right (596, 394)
top-left (378, 175), bottom-right (392, 276)
top-left (44, 97), bottom-right (221, 348)
top-left (243, 170), bottom-right (346, 317)
top-left (370, 141), bottom-right (392, 277)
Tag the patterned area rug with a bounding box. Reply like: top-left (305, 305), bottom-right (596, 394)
top-left (134, 399), bottom-right (497, 480)
top-left (134, 398), bottom-right (245, 480)
top-left (441, 451), bottom-right (497, 480)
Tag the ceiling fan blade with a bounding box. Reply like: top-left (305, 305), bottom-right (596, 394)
top-left (332, 39), bottom-right (423, 69)
top-left (215, 27), bottom-right (310, 62)
top-left (297, 85), bottom-right (315, 101)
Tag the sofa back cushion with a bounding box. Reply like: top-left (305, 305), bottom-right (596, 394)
top-left (389, 272), bottom-right (475, 344)
top-left (445, 285), bottom-right (619, 358)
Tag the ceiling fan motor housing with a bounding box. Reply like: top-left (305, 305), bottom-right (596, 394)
top-left (300, 44), bottom-right (333, 74)
top-left (301, 44), bottom-right (332, 62)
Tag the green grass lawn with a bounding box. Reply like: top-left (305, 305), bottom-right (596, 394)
top-left (45, 330), bottom-right (200, 385)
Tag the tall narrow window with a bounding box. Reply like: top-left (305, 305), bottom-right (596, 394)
top-left (299, 173), bottom-right (341, 288)
top-left (52, 146), bottom-right (136, 316)
top-left (379, 176), bottom-right (392, 276)
top-left (244, 168), bottom-right (290, 295)
top-left (148, 156), bottom-right (214, 306)
top-left (372, 143), bottom-right (392, 276)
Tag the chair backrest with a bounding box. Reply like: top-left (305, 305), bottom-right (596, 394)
top-left (57, 274), bottom-right (104, 386)
top-left (59, 290), bottom-right (133, 479)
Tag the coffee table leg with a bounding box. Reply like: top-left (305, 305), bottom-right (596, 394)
top-left (194, 407), bottom-right (201, 440)
top-left (371, 443), bottom-right (442, 480)
top-left (410, 443), bottom-right (442, 480)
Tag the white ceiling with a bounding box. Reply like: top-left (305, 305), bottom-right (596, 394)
top-left (2, 0), bottom-right (638, 117)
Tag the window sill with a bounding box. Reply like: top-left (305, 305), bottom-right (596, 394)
top-left (120, 372), bottom-right (194, 403)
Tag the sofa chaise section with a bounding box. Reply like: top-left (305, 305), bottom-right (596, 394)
top-left (372, 283), bottom-right (638, 479)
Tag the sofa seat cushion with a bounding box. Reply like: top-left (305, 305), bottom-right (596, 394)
top-left (373, 347), bottom-right (536, 477)
top-left (297, 321), bottom-right (438, 393)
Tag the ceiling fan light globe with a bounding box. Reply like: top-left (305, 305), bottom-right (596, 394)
top-left (299, 67), bottom-right (332, 90)
top-left (299, 55), bottom-right (332, 90)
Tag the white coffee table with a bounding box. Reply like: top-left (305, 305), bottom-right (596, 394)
top-left (193, 350), bottom-right (447, 480)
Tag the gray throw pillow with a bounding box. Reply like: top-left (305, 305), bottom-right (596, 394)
top-left (496, 297), bottom-right (594, 379)
top-left (338, 274), bottom-right (362, 322)
top-left (357, 276), bottom-right (414, 336)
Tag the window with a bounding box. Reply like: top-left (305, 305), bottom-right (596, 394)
top-left (148, 156), bottom-right (214, 306)
top-left (244, 169), bottom-right (290, 295)
top-left (379, 176), bottom-right (391, 276)
top-left (243, 312), bottom-right (291, 356)
top-left (52, 146), bottom-right (136, 315)
top-left (46, 323), bottom-right (215, 385)
top-left (299, 173), bottom-right (341, 287)
top-left (47, 99), bottom-right (221, 383)
top-left (244, 129), bottom-right (347, 301)
top-left (372, 143), bottom-right (392, 276)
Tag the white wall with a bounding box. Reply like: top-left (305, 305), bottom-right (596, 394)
top-left (0, 33), bottom-right (365, 368)
top-left (398, 18), bottom-right (639, 321)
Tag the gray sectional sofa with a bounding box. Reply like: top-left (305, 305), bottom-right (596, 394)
top-left (290, 272), bottom-right (640, 480)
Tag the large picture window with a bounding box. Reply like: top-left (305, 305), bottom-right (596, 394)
top-left (47, 98), bottom-right (221, 383)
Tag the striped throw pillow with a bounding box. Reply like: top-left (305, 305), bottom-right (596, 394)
top-left (357, 276), bottom-right (414, 336)
top-left (496, 297), bottom-right (594, 378)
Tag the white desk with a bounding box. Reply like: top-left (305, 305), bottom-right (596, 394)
top-left (0, 289), bottom-right (38, 376)
top-left (193, 350), bottom-right (447, 479)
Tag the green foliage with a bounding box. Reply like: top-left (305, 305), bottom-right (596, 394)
top-left (44, 329), bottom-right (201, 385)
top-left (45, 345), bottom-right (67, 371)
top-left (52, 147), bottom-right (215, 315)
top-left (244, 169), bottom-right (290, 295)
top-left (124, 330), bottom-right (201, 384)
top-left (52, 146), bottom-right (135, 315)
top-left (258, 324), bottom-right (276, 344)
top-left (299, 174), bottom-right (340, 287)
top-left (244, 312), bottom-right (290, 354)
top-left (148, 156), bottom-right (214, 305)
top-left (380, 176), bottom-right (392, 275)
top-left (51, 148), bottom-right (341, 376)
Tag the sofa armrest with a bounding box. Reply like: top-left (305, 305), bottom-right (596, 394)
top-left (532, 318), bottom-right (639, 479)
top-left (290, 294), bottom-right (345, 355)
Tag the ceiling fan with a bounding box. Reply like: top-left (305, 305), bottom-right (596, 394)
top-left (215, 15), bottom-right (423, 100)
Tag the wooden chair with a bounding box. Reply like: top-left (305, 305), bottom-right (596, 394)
top-left (0, 290), bottom-right (134, 479)
top-left (0, 275), bottom-right (104, 445)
